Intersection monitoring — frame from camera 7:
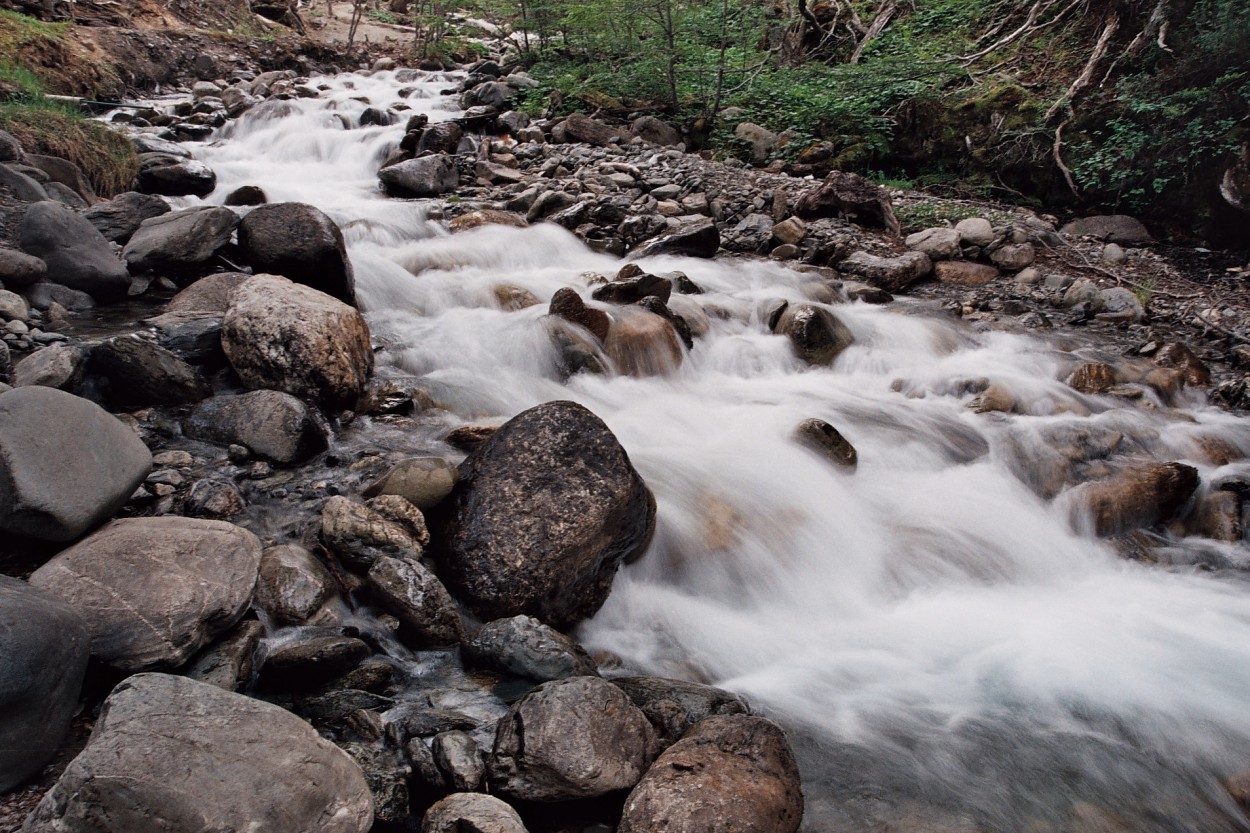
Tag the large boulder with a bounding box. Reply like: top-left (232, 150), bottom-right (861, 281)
top-left (82, 191), bottom-right (171, 244)
top-left (167, 271), bottom-right (250, 314)
top-left (422, 793), bottom-right (527, 833)
top-left (136, 153), bottom-right (216, 197)
top-left (20, 673), bottom-right (373, 833)
top-left (436, 400), bottom-right (655, 629)
top-left (18, 201), bottom-right (131, 302)
top-left (254, 544), bottom-right (337, 626)
top-left (631, 115), bottom-right (682, 147)
top-left (489, 676), bottom-right (655, 801)
top-left (611, 677), bottom-right (751, 745)
top-left (1060, 214), bottom-right (1152, 245)
top-left (122, 206), bottom-right (238, 278)
top-left (773, 303), bottom-right (854, 366)
top-left (0, 387), bottom-right (151, 542)
top-left (794, 171), bottom-right (900, 234)
top-left (556, 113), bottom-right (630, 146)
top-left (1067, 462), bottom-right (1199, 537)
top-left (186, 390), bottom-right (328, 464)
top-left (838, 250), bottom-right (932, 292)
top-left (29, 518), bottom-right (263, 671)
top-left (221, 274), bottom-right (374, 408)
top-left (237, 202), bottom-right (356, 305)
top-left (617, 715), bottom-right (803, 833)
top-left (379, 154), bottom-right (459, 198)
top-left (0, 576), bottom-right (90, 792)
top-left (629, 219), bottom-right (719, 259)
top-left (87, 335), bottom-right (212, 407)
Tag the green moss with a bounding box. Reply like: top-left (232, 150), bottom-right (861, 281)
top-left (0, 99), bottom-right (138, 196)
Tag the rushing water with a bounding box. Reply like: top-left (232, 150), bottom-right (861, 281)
top-left (171, 69), bottom-right (1250, 832)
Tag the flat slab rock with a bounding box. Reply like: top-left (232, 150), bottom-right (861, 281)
top-left (20, 673), bottom-right (373, 833)
top-left (29, 517), bottom-right (262, 671)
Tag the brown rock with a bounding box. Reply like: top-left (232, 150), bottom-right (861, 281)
top-left (605, 308), bottom-right (684, 377)
top-left (934, 261), bottom-right (999, 287)
top-left (493, 284), bottom-right (541, 310)
top-left (1068, 362), bottom-right (1117, 394)
top-left (549, 287), bottom-right (610, 342)
top-left (618, 715), bottom-right (803, 833)
top-left (449, 210), bottom-right (528, 232)
top-left (771, 217), bottom-right (806, 245)
top-left (1069, 462), bottom-right (1199, 536)
top-left (794, 418), bottom-right (857, 470)
top-left (1154, 342), bottom-right (1210, 386)
top-left (773, 304), bottom-right (854, 366)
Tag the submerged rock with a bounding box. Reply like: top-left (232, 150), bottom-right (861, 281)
top-left (20, 673), bottom-right (373, 833)
top-left (437, 400), bottom-right (656, 629)
top-left (1068, 462), bottom-right (1199, 537)
top-left (773, 303), bottom-right (855, 366)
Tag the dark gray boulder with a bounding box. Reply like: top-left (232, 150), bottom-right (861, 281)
top-left (122, 206), bottom-right (238, 278)
top-left (0, 247), bottom-right (47, 290)
top-left (29, 518), bottom-right (263, 671)
top-left (629, 219), bottom-right (719, 259)
top-left (259, 635), bottom-right (371, 691)
top-left (186, 390), bottom-right (328, 464)
top-left (0, 163), bottom-right (48, 202)
top-left (254, 545), bottom-right (337, 626)
top-left (82, 191), bottom-right (170, 244)
top-left (11, 343), bottom-right (85, 390)
top-left (365, 556), bottom-right (462, 648)
top-left (436, 400), bottom-right (655, 629)
top-left (0, 386), bottom-right (151, 542)
top-left (88, 335), bottom-right (212, 407)
top-left (617, 715), bottom-right (803, 833)
top-left (136, 152), bottom-right (216, 197)
top-left (489, 675), bottom-right (655, 802)
top-left (631, 115), bottom-right (682, 147)
top-left (416, 123), bottom-right (464, 155)
top-left (432, 730), bottom-right (485, 792)
top-left (379, 154), bottom-right (459, 197)
top-left (237, 202), bottom-right (355, 305)
top-left (0, 576), bottom-right (90, 792)
top-left (26, 154), bottom-right (97, 204)
top-left (463, 615), bottom-right (598, 682)
top-left (19, 673), bottom-right (373, 833)
top-left (18, 201), bottom-right (131, 302)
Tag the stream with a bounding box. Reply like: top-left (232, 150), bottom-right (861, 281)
top-left (167, 68), bottom-right (1250, 832)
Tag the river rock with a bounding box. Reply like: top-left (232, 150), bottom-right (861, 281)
top-left (0, 289), bottom-right (27, 321)
top-left (221, 274), bottom-right (374, 408)
top-left (617, 715), bottom-right (803, 833)
top-left (0, 129), bottom-right (22, 162)
top-left (259, 635), bottom-right (371, 691)
top-left (954, 216), bottom-right (995, 246)
top-left (11, 343), bottom-right (84, 389)
top-left (29, 518), bottom-right (262, 670)
top-left (19, 672), bottom-right (373, 833)
top-left (934, 261), bottom-right (1000, 286)
top-left (1068, 462), bottom-right (1199, 536)
top-left (416, 123), bottom-right (464, 155)
top-left (433, 730), bottom-right (485, 791)
top-left (463, 615), bottom-right (599, 682)
top-left (437, 400), bottom-right (656, 629)
top-left (489, 676), bottom-right (655, 801)
top-left (255, 545), bottom-right (338, 626)
top-left (629, 219), bottom-right (719, 259)
top-left (362, 456), bottom-right (459, 509)
top-left (795, 418), bottom-right (858, 469)
top-left (1060, 214), bottom-right (1152, 245)
top-left (186, 390), bottom-right (327, 464)
top-left (1155, 342), bottom-right (1210, 387)
top-left (379, 153), bottom-right (459, 197)
top-left (18, 201), bottom-right (131, 302)
top-left (167, 271), bottom-right (249, 314)
top-left (905, 227), bottom-right (961, 260)
top-left (0, 576), bottom-right (90, 792)
top-left (0, 164), bottom-right (47, 201)
top-left (631, 115), bottom-right (682, 147)
top-left (82, 191), bottom-right (171, 244)
top-left (0, 386), bottom-right (151, 542)
top-left (839, 250), bottom-right (931, 292)
top-left (605, 307), bottom-right (685, 376)
top-left (423, 793), bottom-right (528, 833)
top-left (0, 247), bottom-right (46, 289)
top-left (549, 287), bottom-right (610, 341)
top-left (224, 184), bottom-right (267, 205)
top-left (774, 303), bottom-right (854, 366)
top-left (136, 153), bottom-right (216, 197)
top-left (88, 335), bottom-right (212, 407)
top-left (322, 495), bottom-right (429, 570)
top-left (558, 112), bottom-right (630, 146)
top-left (611, 677), bottom-right (751, 746)
top-left (185, 619), bottom-right (265, 691)
top-left (989, 242), bottom-right (1035, 271)
top-left (238, 202), bottom-right (356, 305)
top-left (794, 171), bottom-right (899, 234)
top-left (365, 556), bottom-right (462, 648)
top-left (592, 273), bottom-right (672, 305)
top-left (122, 206), bottom-right (238, 278)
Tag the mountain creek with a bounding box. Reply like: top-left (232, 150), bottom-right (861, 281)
top-left (3, 55), bottom-right (1250, 833)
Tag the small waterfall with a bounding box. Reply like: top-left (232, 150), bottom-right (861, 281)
top-left (177, 69), bottom-right (1250, 832)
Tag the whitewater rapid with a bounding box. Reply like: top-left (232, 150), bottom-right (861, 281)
top-left (178, 69), bottom-right (1250, 832)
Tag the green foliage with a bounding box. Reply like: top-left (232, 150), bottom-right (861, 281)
top-left (0, 98), bottom-right (139, 196)
top-left (365, 7), bottom-right (398, 23)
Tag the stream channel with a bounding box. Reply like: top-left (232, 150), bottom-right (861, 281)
top-left (156, 67), bottom-right (1250, 832)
